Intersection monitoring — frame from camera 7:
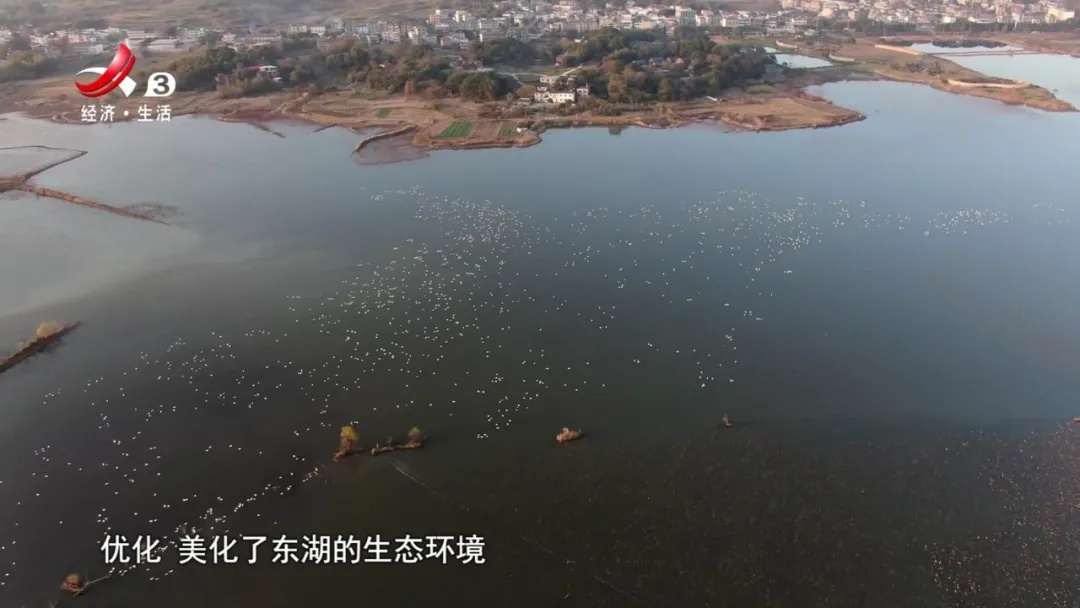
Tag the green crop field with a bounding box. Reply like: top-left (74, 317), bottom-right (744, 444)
top-left (438, 121), bottom-right (474, 138)
top-left (375, 108), bottom-right (393, 118)
top-left (498, 123), bottom-right (518, 137)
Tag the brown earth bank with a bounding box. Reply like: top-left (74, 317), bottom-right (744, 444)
top-left (0, 75), bottom-right (868, 157)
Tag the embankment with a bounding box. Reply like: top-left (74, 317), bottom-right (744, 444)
top-left (946, 78), bottom-right (1029, 89)
top-left (354, 124), bottom-right (418, 152)
top-left (421, 136), bottom-right (541, 151)
top-left (875, 44), bottom-right (925, 56)
top-left (7, 183), bottom-right (166, 223)
top-left (0, 146), bottom-right (88, 180)
top-left (0, 322), bottom-right (79, 375)
top-left (717, 109), bottom-right (865, 132)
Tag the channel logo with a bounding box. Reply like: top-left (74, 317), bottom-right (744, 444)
top-left (74, 43), bottom-right (177, 99)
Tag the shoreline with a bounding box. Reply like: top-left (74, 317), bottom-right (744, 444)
top-left (0, 35), bottom-right (1074, 162)
top-left (0, 146), bottom-right (166, 223)
top-left (4, 72), bottom-right (873, 155)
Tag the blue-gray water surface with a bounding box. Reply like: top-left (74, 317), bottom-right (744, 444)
top-left (1, 51), bottom-right (1079, 607)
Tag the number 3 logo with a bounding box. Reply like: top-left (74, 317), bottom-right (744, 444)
top-left (144, 72), bottom-right (177, 98)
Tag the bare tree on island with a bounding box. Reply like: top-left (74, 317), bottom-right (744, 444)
top-left (334, 425), bottom-right (359, 460)
top-left (406, 425), bottom-right (425, 447)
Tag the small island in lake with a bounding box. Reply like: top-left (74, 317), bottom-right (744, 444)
top-left (556, 427), bottom-right (584, 443)
top-left (332, 425), bottom-right (426, 460)
top-left (0, 321), bottom-right (80, 375)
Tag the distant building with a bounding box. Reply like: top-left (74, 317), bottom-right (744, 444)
top-left (534, 87), bottom-right (575, 103)
top-left (143, 38), bottom-right (187, 53)
top-left (243, 64), bottom-right (283, 82)
top-left (71, 42), bottom-right (105, 55)
top-left (123, 30), bottom-right (156, 42)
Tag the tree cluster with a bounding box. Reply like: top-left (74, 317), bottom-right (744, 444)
top-left (165, 38), bottom-right (514, 102)
top-left (555, 28), bottom-right (773, 102)
top-left (166, 45), bottom-right (283, 91)
top-left (468, 37), bottom-right (550, 66)
top-left (318, 39), bottom-right (513, 101)
top-left (0, 39), bottom-right (57, 83)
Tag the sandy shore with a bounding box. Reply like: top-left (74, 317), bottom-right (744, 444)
top-left (778, 36), bottom-right (1077, 113)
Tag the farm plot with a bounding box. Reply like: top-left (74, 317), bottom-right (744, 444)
top-left (437, 120), bottom-right (475, 138)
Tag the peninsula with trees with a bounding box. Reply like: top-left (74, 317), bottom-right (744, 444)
top-left (1, 12), bottom-right (1076, 153)
top-left (0, 26), bottom-right (871, 150)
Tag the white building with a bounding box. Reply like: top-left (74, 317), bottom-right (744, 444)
top-left (123, 30), bottom-right (157, 42)
top-left (143, 38), bottom-right (187, 53)
top-left (242, 64), bottom-right (283, 83)
top-left (71, 42), bottom-right (105, 55)
top-left (534, 87), bottom-right (576, 103)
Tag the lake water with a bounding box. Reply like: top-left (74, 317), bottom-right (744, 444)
top-left (763, 47), bottom-right (835, 69)
top-left (2, 51), bottom-right (1080, 608)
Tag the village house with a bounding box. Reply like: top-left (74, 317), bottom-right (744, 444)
top-left (244, 33), bottom-right (283, 47)
top-left (244, 64), bottom-right (283, 82)
top-left (143, 38), bottom-right (187, 53)
top-left (534, 86), bottom-right (576, 103)
top-left (70, 42), bottom-right (105, 55)
top-left (440, 32), bottom-right (470, 48)
top-left (122, 30), bottom-right (156, 43)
